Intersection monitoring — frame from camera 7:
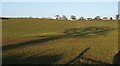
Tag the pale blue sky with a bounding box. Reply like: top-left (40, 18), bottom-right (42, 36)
top-left (2, 2), bottom-right (118, 19)
top-left (1, 0), bottom-right (119, 2)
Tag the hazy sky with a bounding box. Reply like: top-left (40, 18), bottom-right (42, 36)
top-left (2, 2), bottom-right (118, 19)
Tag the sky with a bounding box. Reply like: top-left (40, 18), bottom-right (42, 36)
top-left (2, 2), bottom-right (118, 19)
top-left (1, 0), bottom-right (120, 2)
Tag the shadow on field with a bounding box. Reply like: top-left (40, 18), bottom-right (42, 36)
top-left (3, 26), bottom-right (114, 51)
top-left (3, 35), bottom-right (66, 51)
top-left (66, 47), bottom-right (109, 64)
top-left (3, 55), bottom-right (61, 64)
top-left (64, 26), bottom-right (114, 38)
top-left (113, 51), bottom-right (120, 64)
top-left (80, 57), bottom-right (109, 64)
top-left (66, 47), bottom-right (91, 64)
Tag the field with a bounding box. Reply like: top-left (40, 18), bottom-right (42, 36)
top-left (2, 18), bottom-right (118, 64)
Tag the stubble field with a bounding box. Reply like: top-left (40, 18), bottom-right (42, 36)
top-left (2, 18), bottom-right (119, 64)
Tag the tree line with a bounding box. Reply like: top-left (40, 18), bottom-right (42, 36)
top-left (55, 14), bottom-right (120, 20)
top-left (1, 14), bottom-right (119, 20)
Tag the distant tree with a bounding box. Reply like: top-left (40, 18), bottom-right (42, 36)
top-left (87, 18), bottom-right (92, 20)
top-left (29, 16), bottom-right (32, 18)
top-left (78, 17), bottom-right (85, 20)
top-left (70, 15), bottom-right (76, 20)
top-left (55, 15), bottom-right (59, 19)
top-left (94, 16), bottom-right (101, 20)
top-left (58, 17), bottom-right (62, 20)
top-left (116, 14), bottom-right (119, 20)
top-left (61, 15), bottom-right (68, 20)
top-left (0, 17), bottom-right (9, 20)
top-left (110, 17), bottom-right (113, 20)
top-left (103, 17), bottom-right (108, 20)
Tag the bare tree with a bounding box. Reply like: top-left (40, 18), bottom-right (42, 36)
top-left (62, 15), bottom-right (68, 20)
top-left (70, 15), bottom-right (76, 20)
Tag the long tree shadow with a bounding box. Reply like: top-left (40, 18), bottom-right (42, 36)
top-left (80, 57), bottom-right (109, 64)
top-left (66, 47), bottom-right (91, 64)
top-left (3, 26), bottom-right (114, 51)
top-left (3, 54), bottom-right (61, 64)
top-left (64, 26), bottom-right (114, 38)
top-left (3, 35), bottom-right (66, 51)
top-left (66, 47), bottom-right (109, 64)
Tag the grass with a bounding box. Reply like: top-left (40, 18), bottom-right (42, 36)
top-left (2, 18), bottom-right (118, 64)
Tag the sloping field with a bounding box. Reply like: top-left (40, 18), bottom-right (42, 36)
top-left (2, 18), bottom-right (118, 64)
